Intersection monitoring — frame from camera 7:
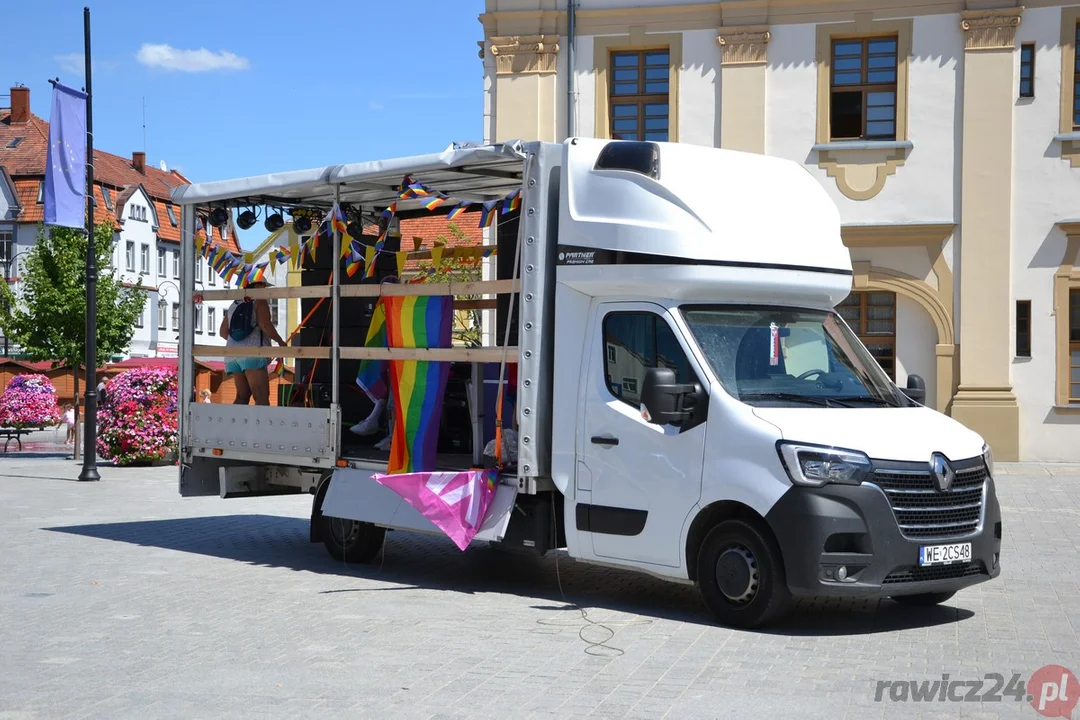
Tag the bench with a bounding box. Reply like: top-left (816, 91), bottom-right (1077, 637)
top-left (0, 427), bottom-right (33, 452)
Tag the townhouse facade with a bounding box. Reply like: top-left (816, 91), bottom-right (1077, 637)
top-left (0, 84), bottom-right (239, 359)
top-left (479, 0), bottom-right (1080, 461)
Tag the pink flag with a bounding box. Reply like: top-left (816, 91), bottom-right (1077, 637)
top-left (373, 469), bottom-right (499, 550)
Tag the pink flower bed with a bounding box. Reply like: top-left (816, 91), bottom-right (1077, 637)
top-left (0, 374), bottom-right (61, 429)
top-left (97, 366), bottom-right (178, 466)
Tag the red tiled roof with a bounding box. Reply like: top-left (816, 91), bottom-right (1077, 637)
top-left (1, 108), bottom-right (187, 200)
top-left (0, 105), bottom-right (239, 250)
top-left (397, 214), bottom-right (486, 273)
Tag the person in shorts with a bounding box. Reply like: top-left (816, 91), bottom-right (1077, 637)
top-left (218, 280), bottom-right (287, 405)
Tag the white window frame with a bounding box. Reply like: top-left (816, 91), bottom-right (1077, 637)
top-left (125, 241), bottom-right (135, 272)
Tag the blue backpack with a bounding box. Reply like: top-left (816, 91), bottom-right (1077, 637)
top-left (228, 300), bottom-right (257, 341)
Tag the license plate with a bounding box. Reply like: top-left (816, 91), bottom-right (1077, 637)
top-left (919, 542), bottom-right (972, 567)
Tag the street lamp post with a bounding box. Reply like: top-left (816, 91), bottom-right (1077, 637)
top-left (1, 249), bottom-right (32, 358)
top-left (157, 280), bottom-right (182, 349)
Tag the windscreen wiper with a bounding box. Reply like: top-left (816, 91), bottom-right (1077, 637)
top-left (828, 395), bottom-right (904, 408)
top-left (738, 392), bottom-right (854, 408)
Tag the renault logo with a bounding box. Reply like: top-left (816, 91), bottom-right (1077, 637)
top-left (930, 452), bottom-right (955, 491)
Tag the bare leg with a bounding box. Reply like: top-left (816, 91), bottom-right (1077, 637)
top-left (233, 372), bottom-right (253, 405)
top-left (245, 367), bottom-right (271, 406)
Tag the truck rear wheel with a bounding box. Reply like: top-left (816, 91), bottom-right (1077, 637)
top-left (890, 591), bottom-right (956, 607)
top-left (696, 519), bottom-right (791, 629)
top-left (321, 515), bottom-right (385, 564)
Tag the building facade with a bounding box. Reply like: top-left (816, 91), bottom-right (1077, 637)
top-left (0, 84), bottom-right (238, 359)
top-left (480, 0), bottom-right (1080, 461)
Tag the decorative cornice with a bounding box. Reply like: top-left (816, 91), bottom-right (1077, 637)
top-left (488, 34), bottom-right (560, 75)
top-left (842, 222), bottom-right (956, 247)
top-left (960, 7), bottom-right (1023, 51)
top-left (717, 25), bottom-right (770, 65)
top-left (1055, 220), bottom-right (1080, 239)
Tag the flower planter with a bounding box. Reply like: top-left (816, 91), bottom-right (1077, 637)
top-left (97, 367), bottom-right (178, 467)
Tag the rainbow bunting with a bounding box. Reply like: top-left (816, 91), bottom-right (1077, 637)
top-left (380, 202), bottom-right (397, 219)
top-left (446, 202), bottom-right (468, 221)
top-left (364, 245), bottom-right (377, 279)
top-left (422, 194), bottom-right (447, 211)
top-left (502, 188), bottom-right (521, 214)
top-left (478, 200), bottom-right (498, 228)
top-left (382, 295), bottom-right (455, 474)
top-left (346, 252), bottom-right (363, 278)
top-left (330, 205), bottom-right (348, 236)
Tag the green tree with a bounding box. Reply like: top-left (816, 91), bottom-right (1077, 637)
top-left (413, 222), bottom-right (483, 348)
top-left (0, 221), bottom-right (146, 372)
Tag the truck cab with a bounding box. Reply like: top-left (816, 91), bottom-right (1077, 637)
top-left (174, 137), bottom-right (1000, 628)
top-left (551, 138), bottom-right (1000, 627)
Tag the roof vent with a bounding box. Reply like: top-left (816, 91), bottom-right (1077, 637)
top-left (594, 141), bottom-right (660, 179)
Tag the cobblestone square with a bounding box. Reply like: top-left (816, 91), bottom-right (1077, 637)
top-left (0, 458), bottom-right (1077, 719)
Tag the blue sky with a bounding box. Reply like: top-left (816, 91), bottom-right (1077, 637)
top-left (4, 0), bottom-right (486, 248)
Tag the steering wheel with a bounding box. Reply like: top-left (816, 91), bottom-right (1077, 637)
top-left (796, 369), bottom-right (829, 381)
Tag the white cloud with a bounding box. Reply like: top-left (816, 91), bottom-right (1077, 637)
top-left (55, 53), bottom-right (118, 74)
top-left (368, 100), bottom-right (385, 111)
top-left (136, 43), bottom-right (250, 72)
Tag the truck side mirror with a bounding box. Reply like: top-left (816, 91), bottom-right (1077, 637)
top-left (903, 374), bottom-right (926, 404)
top-left (640, 367), bottom-right (699, 426)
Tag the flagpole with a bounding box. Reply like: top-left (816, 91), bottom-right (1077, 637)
top-left (78, 4), bottom-right (100, 482)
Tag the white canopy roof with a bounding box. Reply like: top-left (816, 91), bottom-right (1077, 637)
top-left (170, 140), bottom-right (528, 211)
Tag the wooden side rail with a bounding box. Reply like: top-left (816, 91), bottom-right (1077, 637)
top-left (193, 345), bottom-right (520, 363)
top-left (197, 279), bottom-right (519, 302)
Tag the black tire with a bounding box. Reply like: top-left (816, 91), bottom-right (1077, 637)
top-left (890, 591), bottom-right (956, 607)
top-left (696, 518), bottom-right (792, 629)
top-left (321, 515), bottom-right (386, 563)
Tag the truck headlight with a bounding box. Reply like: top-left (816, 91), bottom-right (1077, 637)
top-left (777, 442), bottom-right (872, 487)
top-left (982, 443), bottom-right (994, 477)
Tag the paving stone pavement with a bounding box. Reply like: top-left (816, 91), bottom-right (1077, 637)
top-left (0, 458), bottom-right (1078, 720)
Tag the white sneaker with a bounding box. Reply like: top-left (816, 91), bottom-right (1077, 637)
top-left (374, 435), bottom-right (392, 451)
top-left (349, 400), bottom-right (385, 436)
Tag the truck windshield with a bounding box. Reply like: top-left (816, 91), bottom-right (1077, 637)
top-left (681, 306), bottom-right (908, 408)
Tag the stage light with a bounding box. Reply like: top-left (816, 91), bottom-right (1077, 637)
top-left (210, 207), bottom-right (229, 227)
top-left (237, 209), bottom-right (257, 230)
top-left (264, 212), bottom-right (284, 232)
top-left (293, 215), bottom-right (312, 234)
top-left (347, 221), bottom-right (363, 238)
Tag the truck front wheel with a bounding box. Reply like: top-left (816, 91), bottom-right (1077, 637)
top-left (321, 515), bottom-right (386, 564)
top-left (696, 519), bottom-right (791, 629)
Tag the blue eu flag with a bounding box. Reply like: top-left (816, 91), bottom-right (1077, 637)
top-left (43, 82), bottom-right (88, 229)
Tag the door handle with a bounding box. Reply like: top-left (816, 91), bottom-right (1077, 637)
top-left (591, 435), bottom-right (619, 446)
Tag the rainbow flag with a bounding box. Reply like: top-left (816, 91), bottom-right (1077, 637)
top-left (446, 202), bottom-right (468, 221)
top-left (502, 188), bottom-right (521, 214)
top-left (478, 200), bottom-right (498, 228)
top-left (355, 299), bottom-right (389, 404)
top-left (330, 205), bottom-right (348, 236)
top-left (422, 194), bottom-right (447, 211)
top-left (383, 295), bottom-right (454, 474)
top-left (346, 251), bottom-right (363, 278)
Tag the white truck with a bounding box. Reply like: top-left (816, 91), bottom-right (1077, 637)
top-left (173, 138), bottom-right (1001, 628)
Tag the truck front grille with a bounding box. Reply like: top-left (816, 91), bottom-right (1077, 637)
top-left (871, 459), bottom-right (987, 540)
top-left (882, 560), bottom-right (987, 585)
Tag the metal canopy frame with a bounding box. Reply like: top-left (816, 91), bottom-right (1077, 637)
top-left (175, 140), bottom-right (555, 482)
top-left (170, 141), bottom-right (527, 213)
